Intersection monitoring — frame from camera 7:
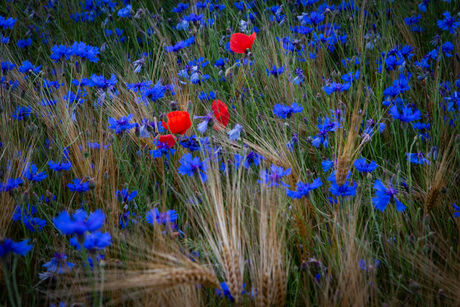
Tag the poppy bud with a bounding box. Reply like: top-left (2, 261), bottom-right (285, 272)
top-left (409, 279), bottom-right (420, 294)
top-left (107, 133), bottom-right (114, 143)
top-left (408, 234), bottom-right (415, 244)
top-left (424, 214), bottom-right (430, 225)
top-left (438, 289), bottom-right (447, 302)
top-left (22, 190), bottom-right (30, 203)
top-left (455, 134), bottom-right (460, 144)
top-left (300, 261), bottom-right (308, 272)
top-left (88, 180), bottom-right (96, 190)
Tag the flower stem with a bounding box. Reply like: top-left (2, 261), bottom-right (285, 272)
top-left (2, 261), bottom-right (18, 307)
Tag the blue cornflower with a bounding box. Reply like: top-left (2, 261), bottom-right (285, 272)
top-left (0, 239), bottom-right (33, 258)
top-left (418, 0), bottom-right (429, 12)
top-left (404, 14), bottom-right (422, 26)
top-left (90, 74), bottom-right (117, 90)
top-left (0, 35), bottom-right (9, 43)
top-left (385, 56), bottom-right (404, 72)
top-left (117, 5), bottom-right (132, 18)
top-left (172, 3), bottom-right (189, 13)
top-left (214, 58), bottom-right (227, 68)
top-left (146, 208), bottom-right (178, 225)
top-left (64, 89), bottom-right (87, 105)
top-left (266, 65), bottom-right (286, 78)
top-left (228, 124), bottom-right (244, 141)
top-left (176, 19), bottom-right (189, 31)
top-left (165, 41), bottom-right (186, 53)
top-left (0, 177), bottom-right (23, 192)
top-left (50, 45), bottom-right (71, 62)
top-left (311, 117), bottom-right (341, 148)
top-left (48, 161), bottom-right (72, 172)
top-left (127, 80), bottom-right (152, 93)
top-left (390, 106), bottom-right (421, 123)
top-left (328, 172), bottom-right (356, 198)
top-left (286, 134), bottom-right (298, 151)
top-left (258, 165), bottom-right (291, 187)
top-left (441, 41), bottom-right (454, 57)
top-left (354, 158), bottom-right (378, 174)
top-left (0, 16), bottom-right (17, 29)
top-left (53, 209), bottom-right (105, 235)
top-left (412, 122), bottom-right (431, 131)
top-left (372, 180), bottom-right (406, 212)
top-left (17, 38), bottom-right (32, 49)
top-left (22, 215), bottom-right (47, 232)
top-left (406, 152), bottom-right (430, 165)
top-left (437, 11), bottom-right (459, 33)
top-left (150, 139), bottom-right (176, 158)
top-left (119, 212), bottom-right (138, 229)
top-left (141, 81), bottom-right (167, 102)
top-left (323, 82), bottom-right (351, 95)
top-left (180, 136), bottom-right (201, 151)
top-left (18, 60), bottom-right (41, 75)
top-left (273, 102), bottom-right (304, 119)
top-left (341, 70), bottom-right (360, 83)
top-left (72, 78), bottom-right (91, 87)
top-left (67, 178), bottom-right (90, 193)
top-left (1, 61), bottom-right (15, 73)
top-left (38, 99), bottom-right (58, 107)
top-left (86, 255), bottom-right (105, 268)
top-left (43, 253), bottom-right (75, 274)
top-left (198, 91), bottom-right (216, 101)
top-left (286, 178), bottom-right (322, 199)
top-left (82, 231), bottom-right (112, 250)
top-left (322, 160), bottom-right (334, 172)
top-left (242, 151), bottom-right (265, 169)
top-left (184, 13), bottom-right (203, 23)
top-left (69, 42), bottom-right (100, 63)
top-left (108, 114), bottom-right (138, 134)
top-left (194, 112), bottom-right (214, 133)
top-left (12, 204), bottom-right (37, 222)
top-left (115, 188), bottom-right (138, 203)
top-left (12, 106), bottom-right (32, 121)
top-left (297, 12), bottom-right (325, 25)
top-left (178, 153), bottom-right (209, 182)
top-left (452, 204), bottom-right (460, 218)
top-left (70, 231), bottom-right (112, 250)
top-left (23, 164), bottom-right (48, 182)
top-left (217, 282), bottom-right (246, 302)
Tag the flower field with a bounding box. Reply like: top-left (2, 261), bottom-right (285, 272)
top-left (1, 0), bottom-right (460, 306)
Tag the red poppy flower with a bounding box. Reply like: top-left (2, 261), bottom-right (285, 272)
top-left (162, 111), bottom-right (191, 135)
top-left (158, 134), bottom-right (177, 148)
top-left (212, 99), bottom-right (230, 130)
top-left (230, 32), bottom-right (257, 54)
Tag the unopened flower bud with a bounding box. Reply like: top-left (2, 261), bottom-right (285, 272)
top-left (106, 133), bottom-right (114, 143)
top-left (88, 180), bottom-right (96, 190)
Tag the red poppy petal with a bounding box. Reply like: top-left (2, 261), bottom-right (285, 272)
top-left (159, 134), bottom-right (177, 148)
top-left (163, 111), bottom-right (191, 135)
top-left (212, 100), bottom-right (230, 130)
top-left (249, 32), bottom-right (257, 49)
top-left (230, 33), bottom-right (252, 53)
